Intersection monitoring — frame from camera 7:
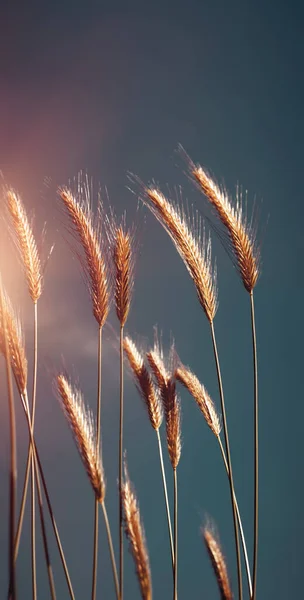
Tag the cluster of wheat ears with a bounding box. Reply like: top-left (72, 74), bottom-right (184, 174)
top-left (1, 149), bottom-right (261, 600)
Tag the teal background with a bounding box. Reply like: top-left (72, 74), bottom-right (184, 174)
top-left (0, 0), bottom-right (303, 597)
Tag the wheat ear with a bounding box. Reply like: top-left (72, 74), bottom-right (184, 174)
top-left (142, 187), bottom-right (217, 323)
top-left (124, 336), bottom-right (174, 568)
top-left (176, 362), bottom-right (252, 595)
top-left (203, 526), bottom-right (233, 600)
top-left (122, 463), bottom-right (152, 600)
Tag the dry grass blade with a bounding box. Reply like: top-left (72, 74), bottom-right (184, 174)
top-left (0, 290), bottom-right (27, 395)
top-left (142, 187), bottom-right (217, 322)
top-left (122, 464), bottom-right (152, 600)
top-left (6, 189), bottom-right (42, 302)
top-left (203, 527), bottom-right (232, 600)
top-left (124, 336), bottom-right (163, 430)
top-left (59, 186), bottom-right (110, 327)
top-left (175, 364), bottom-right (221, 437)
top-left (192, 164), bottom-right (259, 293)
top-left (56, 374), bottom-right (105, 502)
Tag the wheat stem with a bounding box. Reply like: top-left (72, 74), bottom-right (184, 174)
top-left (0, 278), bottom-right (17, 600)
top-left (156, 429), bottom-right (174, 571)
top-left (217, 436), bottom-right (252, 596)
top-left (119, 325), bottom-right (124, 600)
top-left (173, 468), bottom-right (178, 600)
top-left (92, 326), bottom-right (102, 600)
top-left (210, 322), bottom-right (243, 600)
top-left (101, 502), bottom-right (120, 600)
top-left (31, 301), bottom-right (38, 600)
top-left (251, 292), bottom-right (258, 600)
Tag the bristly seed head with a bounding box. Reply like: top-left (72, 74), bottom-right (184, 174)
top-left (203, 526), bottom-right (233, 600)
top-left (176, 363), bottom-right (221, 437)
top-left (142, 187), bottom-right (218, 322)
top-left (6, 189), bottom-right (42, 303)
top-left (192, 164), bottom-right (260, 293)
top-left (124, 336), bottom-right (163, 430)
top-left (59, 184), bottom-right (110, 327)
top-left (0, 289), bottom-right (27, 395)
top-left (108, 214), bottom-right (136, 327)
top-left (56, 374), bottom-right (105, 502)
top-left (122, 462), bottom-right (152, 600)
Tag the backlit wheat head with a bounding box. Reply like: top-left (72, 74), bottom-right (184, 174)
top-left (56, 374), bottom-right (105, 502)
top-left (59, 184), bottom-right (110, 327)
top-left (176, 363), bottom-right (221, 437)
top-left (191, 163), bottom-right (259, 293)
top-left (122, 463), bottom-right (152, 600)
top-left (107, 214), bottom-right (136, 327)
top-left (124, 336), bottom-right (163, 431)
top-left (203, 526), bottom-right (232, 600)
top-left (0, 289), bottom-right (27, 395)
top-left (6, 189), bottom-right (42, 302)
top-left (142, 187), bottom-right (217, 322)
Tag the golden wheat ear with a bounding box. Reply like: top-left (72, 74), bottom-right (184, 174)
top-left (0, 289), bottom-right (27, 395)
top-left (189, 161), bottom-right (260, 293)
top-left (136, 183), bottom-right (217, 322)
top-left (106, 211), bottom-right (137, 327)
top-left (124, 336), bottom-right (163, 431)
top-left (59, 178), bottom-right (110, 327)
top-left (56, 374), bottom-right (105, 502)
top-left (6, 189), bottom-right (42, 302)
top-left (203, 525), bottom-right (233, 600)
top-left (175, 362), bottom-right (221, 437)
top-left (122, 462), bottom-right (152, 600)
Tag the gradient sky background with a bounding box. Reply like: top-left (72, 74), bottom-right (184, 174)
top-left (0, 0), bottom-right (303, 598)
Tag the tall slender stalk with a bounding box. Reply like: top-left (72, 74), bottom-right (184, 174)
top-left (101, 502), bottom-right (120, 600)
top-left (30, 301), bottom-right (38, 600)
top-left (251, 292), bottom-right (258, 600)
top-left (210, 322), bottom-right (243, 600)
top-left (156, 429), bottom-right (174, 570)
top-left (119, 325), bottom-right (124, 599)
top-left (173, 468), bottom-right (178, 600)
top-left (217, 436), bottom-right (252, 597)
top-left (92, 326), bottom-right (102, 600)
top-left (0, 279), bottom-right (17, 600)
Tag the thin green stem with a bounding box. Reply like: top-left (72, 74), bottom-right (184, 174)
top-left (119, 325), bottom-right (124, 600)
top-left (156, 429), bottom-right (174, 571)
top-left (0, 279), bottom-right (17, 600)
top-left (101, 502), bottom-right (120, 600)
top-left (210, 321), bottom-right (243, 600)
top-left (173, 468), bottom-right (178, 600)
top-left (92, 326), bottom-right (102, 600)
top-left (250, 291), bottom-right (258, 600)
top-left (217, 436), bottom-right (252, 597)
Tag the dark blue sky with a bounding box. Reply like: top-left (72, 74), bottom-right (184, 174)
top-left (0, 1), bottom-right (303, 598)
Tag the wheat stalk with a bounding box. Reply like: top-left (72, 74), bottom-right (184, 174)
top-left (142, 187), bottom-right (217, 323)
top-left (122, 464), bottom-right (152, 600)
top-left (203, 526), bottom-right (232, 600)
top-left (109, 216), bottom-right (136, 599)
top-left (191, 160), bottom-right (260, 599)
top-left (0, 291), bottom-right (27, 396)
